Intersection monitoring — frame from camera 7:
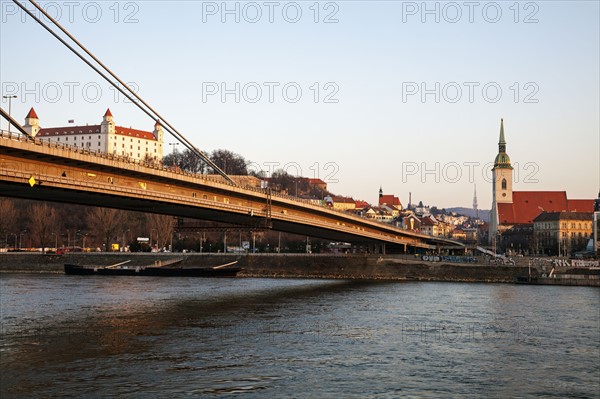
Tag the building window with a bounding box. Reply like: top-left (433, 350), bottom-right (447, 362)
top-left (501, 179), bottom-right (507, 190)
top-left (74, 136), bottom-right (76, 140)
top-left (98, 142), bottom-right (101, 146)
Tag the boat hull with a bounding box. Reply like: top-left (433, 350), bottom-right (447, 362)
top-left (64, 264), bottom-right (242, 277)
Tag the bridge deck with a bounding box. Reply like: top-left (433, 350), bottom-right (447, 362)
top-left (0, 131), bottom-right (463, 251)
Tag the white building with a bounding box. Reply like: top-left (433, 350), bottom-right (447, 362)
top-left (23, 108), bottom-right (164, 162)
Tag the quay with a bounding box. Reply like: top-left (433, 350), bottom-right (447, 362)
top-left (0, 253), bottom-right (598, 286)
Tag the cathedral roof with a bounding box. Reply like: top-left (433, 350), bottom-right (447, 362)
top-left (498, 191), bottom-right (594, 225)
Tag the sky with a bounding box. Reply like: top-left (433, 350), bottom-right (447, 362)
top-left (1, 0), bottom-right (598, 209)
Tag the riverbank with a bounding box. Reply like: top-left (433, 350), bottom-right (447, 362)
top-left (1, 253), bottom-right (598, 286)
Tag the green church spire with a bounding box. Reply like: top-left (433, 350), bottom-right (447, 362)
top-left (494, 118), bottom-right (512, 169)
top-left (498, 118), bottom-right (506, 152)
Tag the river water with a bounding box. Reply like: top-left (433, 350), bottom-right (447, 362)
top-left (0, 274), bottom-right (598, 398)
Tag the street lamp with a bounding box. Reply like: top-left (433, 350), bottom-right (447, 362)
top-left (10, 233), bottom-right (17, 251)
top-left (19, 230), bottom-right (26, 251)
top-left (2, 95), bottom-right (17, 134)
top-left (151, 228), bottom-right (158, 249)
top-left (169, 143), bottom-right (179, 152)
top-left (51, 233), bottom-right (58, 252)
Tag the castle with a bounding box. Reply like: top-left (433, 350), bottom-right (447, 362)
top-left (23, 108), bottom-right (164, 162)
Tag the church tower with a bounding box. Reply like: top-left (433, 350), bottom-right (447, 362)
top-left (23, 107), bottom-right (40, 137)
top-left (492, 118), bottom-right (513, 204)
top-left (490, 118), bottom-right (513, 243)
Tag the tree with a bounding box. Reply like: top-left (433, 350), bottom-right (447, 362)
top-left (28, 203), bottom-right (59, 252)
top-left (163, 148), bottom-right (207, 174)
top-left (147, 213), bottom-right (175, 249)
top-left (0, 198), bottom-right (19, 247)
top-left (87, 207), bottom-right (125, 251)
top-left (210, 149), bottom-right (248, 175)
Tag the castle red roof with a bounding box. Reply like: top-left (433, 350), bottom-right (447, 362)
top-left (26, 107), bottom-right (38, 119)
top-left (37, 125), bottom-right (102, 136)
top-left (114, 126), bottom-right (156, 140)
top-left (497, 191), bottom-right (594, 225)
top-left (104, 108), bottom-right (113, 117)
top-left (37, 125), bottom-right (156, 140)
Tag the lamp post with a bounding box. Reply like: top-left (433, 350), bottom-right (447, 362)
top-left (51, 233), bottom-right (58, 252)
top-left (151, 228), bottom-right (158, 249)
top-left (2, 95), bottom-right (17, 134)
top-left (19, 230), bottom-right (26, 250)
top-left (10, 233), bottom-right (17, 251)
top-left (169, 143), bottom-right (179, 152)
top-left (122, 229), bottom-right (130, 252)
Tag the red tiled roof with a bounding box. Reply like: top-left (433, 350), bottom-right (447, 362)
top-left (567, 199), bottom-right (594, 212)
top-left (498, 191), bottom-right (569, 225)
top-left (379, 194), bottom-right (401, 206)
top-left (37, 124), bottom-right (157, 141)
top-left (114, 126), bottom-right (156, 140)
top-left (26, 107), bottom-right (38, 119)
top-left (355, 200), bottom-right (370, 209)
top-left (104, 108), bottom-right (113, 117)
top-left (37, 125), bottom-right (102, 136)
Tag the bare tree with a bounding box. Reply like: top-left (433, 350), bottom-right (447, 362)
top-left (147, 213), bottom-right (175, 250)
top-left (87, 207), bottom-right (125, 251)
top-left (28, 203), bottom-right (59, 252)
top-left (0, 198), bottom-right (19, 248)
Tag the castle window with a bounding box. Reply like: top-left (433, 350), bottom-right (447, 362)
top-left (501, 179), bottom-right (507, 190)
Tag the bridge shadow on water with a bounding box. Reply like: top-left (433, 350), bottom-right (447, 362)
top-left (1, 277), bottom-right (395, 396)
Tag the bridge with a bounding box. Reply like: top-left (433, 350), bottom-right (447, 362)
top-left (0, 130), bottom-right (464, 253)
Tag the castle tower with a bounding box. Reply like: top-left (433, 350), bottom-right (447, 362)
top-left (153, 119), bottom-right (163, 142)
top-left (490, 118), bottom-right (513, 243)
top-left (23, 107), bottom-right (40, 137)
top-left (100, 108), bottom-right (115, 135)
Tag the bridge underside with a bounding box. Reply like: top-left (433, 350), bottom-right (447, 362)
top-left (0, 179), bottom-right (394, 246)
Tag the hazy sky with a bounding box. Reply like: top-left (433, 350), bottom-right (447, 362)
top-left (1, 0), bottom-right (598, 208)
